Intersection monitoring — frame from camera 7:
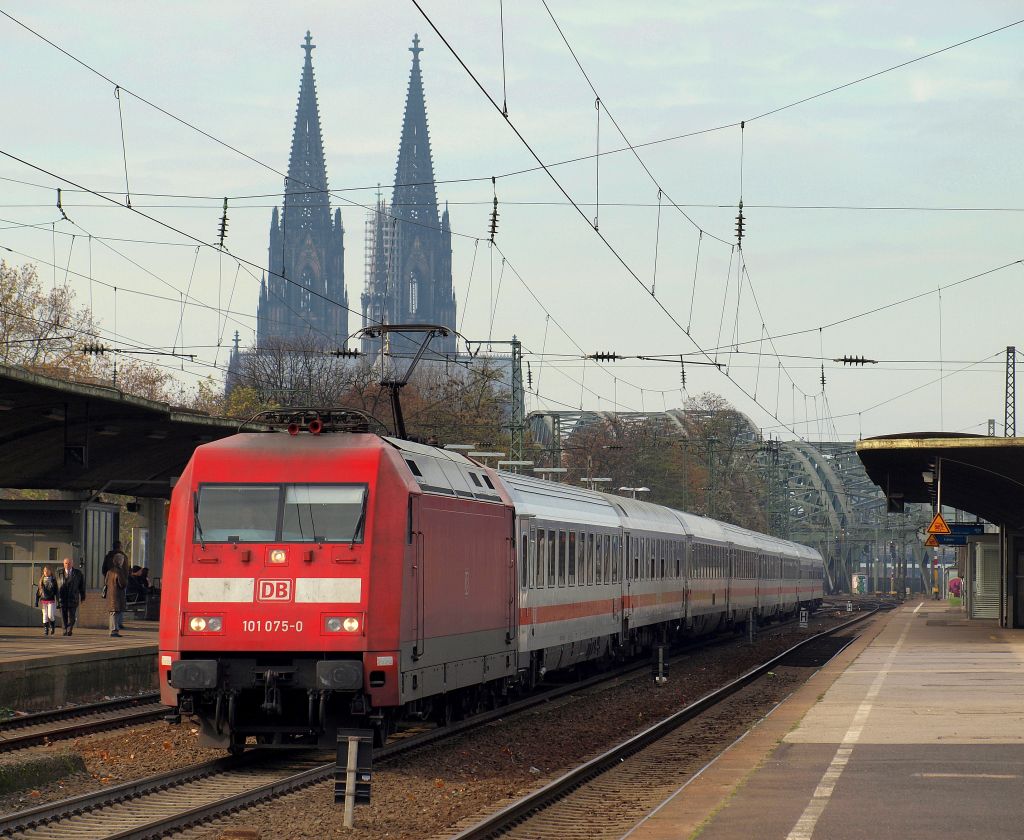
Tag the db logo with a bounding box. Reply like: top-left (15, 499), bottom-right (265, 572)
top-left (257, 579), bottom-right (292, 602)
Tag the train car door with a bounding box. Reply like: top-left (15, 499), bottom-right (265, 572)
top-left (622, 531), bottom-right (632, 629)
top-left (513, 515), bottom-right (530, 644)
top-left (409, 495), bottom-right (425, 660)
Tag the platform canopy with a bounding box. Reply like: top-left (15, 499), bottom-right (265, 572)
top-left (0, 362), bottom-right (265, 497)
top-left (856, 432), bottom-right (1024, 529)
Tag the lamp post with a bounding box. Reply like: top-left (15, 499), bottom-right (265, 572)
top-left (705, 435), bottom-right (718, 518)
top-left (498, 460), bottom-right (534, 474)
top-left (618, 486), bottom-right (650, 500)
top-left (580, 477), bottom-right (612, 491)
top-left (468, 451), bottom-right (505, 468)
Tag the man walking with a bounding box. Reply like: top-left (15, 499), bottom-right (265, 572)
top-left (56, 556), bottom-right (86, 636)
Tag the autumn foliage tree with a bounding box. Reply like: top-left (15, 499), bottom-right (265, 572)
top-left (543, 392), bottom-right (768, 531)
top-left (1, 260), bottom-right (181, 402)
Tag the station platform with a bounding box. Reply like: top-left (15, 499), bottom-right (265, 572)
top-left (627, 599), bottom-right (1024, 840)
top-left (0, 621), bottom-right (158, 712)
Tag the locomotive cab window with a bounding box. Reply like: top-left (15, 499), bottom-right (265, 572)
top-left (194, 485), bottom-right (279, 542)
top-left (281, 485), bottom-right (366, 543)
top-left (195, 483), bottom-right (367, 544)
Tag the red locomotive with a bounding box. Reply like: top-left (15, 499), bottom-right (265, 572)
top-left (159, 412), bottom-right (822, 751)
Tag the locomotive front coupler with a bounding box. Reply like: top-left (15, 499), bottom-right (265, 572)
top-left (261, 670), bottom-right (284, 715)
top-left (308, 689), bottom-right (329, 732)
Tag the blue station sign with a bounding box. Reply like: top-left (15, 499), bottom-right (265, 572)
top-left (949, 523), bottom-right (985, 535)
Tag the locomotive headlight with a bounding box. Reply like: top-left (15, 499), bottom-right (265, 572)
top-left (187, 615), bottom-right (223, 633)
top-left (324, 616), bottom-right (361, 633)
top-left (269, 549), bottom-right (287, 564)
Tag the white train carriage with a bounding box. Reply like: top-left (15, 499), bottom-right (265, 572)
top-left (495, 469), bottom-right (824, 684)
top-left (614, 495), bottom-right (689, 641)
top-left (503, 474), bottom-right (624, 677)
top-left (674, 512), bottom-right (732, 634)
top-left (718, 522), bottom-right (762, 626)
top-left (796, 544), bottom-right (825, 608)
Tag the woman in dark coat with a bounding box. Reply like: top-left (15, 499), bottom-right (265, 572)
top-left (105, 554), bottom-right (128, 637)
top-left (35, 566), bottom-right (59, 635)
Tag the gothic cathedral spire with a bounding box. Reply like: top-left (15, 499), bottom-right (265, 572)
top-left (361, 34), bottom-right (456, 358)
top-left (258, 31), bottom-right (347, 349)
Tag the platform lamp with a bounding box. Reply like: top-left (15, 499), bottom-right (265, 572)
top-left (580, 477), bottom-right (612, 491)
top-left (618, 486), bottom-right (650, 499)
top-left (498, 460), bottom-right (534, 474)
top-left (468, 451), bottom-right (505, 468)
top-left (444, 443), bottom-right (476, 452)
top-left (534, 467), bottom-right (568, 482)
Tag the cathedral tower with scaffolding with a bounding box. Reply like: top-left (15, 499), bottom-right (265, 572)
top-left (361, 35), bottom-right (456, 359)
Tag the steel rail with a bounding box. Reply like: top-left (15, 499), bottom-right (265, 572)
top-left (0, 660), bottom-right (651, 838)
top-left (0, 706), bottom-right (167, 752)
top-left (448, 609), bottom-right (877, 840)
top-left (0, 756), bottom-right (242, 836)
top-left (0, 692), bottom-right (161, 732)
top-left (0, 614), bottom-right (852, 839)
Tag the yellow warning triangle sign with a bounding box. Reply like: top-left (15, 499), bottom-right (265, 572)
top-left (924, 534), bottom-right (939, 547)
top-left (928, 512), bottom-right (951, 535)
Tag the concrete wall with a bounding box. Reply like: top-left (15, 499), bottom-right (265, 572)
top-left (0, 531), bottom-right (75, 626)
top-left (0, 501), bottom-right (118, 625)
top-left (0, 646), bottom-right (157, 712)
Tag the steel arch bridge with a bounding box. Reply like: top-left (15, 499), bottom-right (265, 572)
top-left (526, 409), bottom-right (919, 592)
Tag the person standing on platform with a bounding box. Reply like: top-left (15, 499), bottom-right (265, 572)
top-left (35, 566), bottom-right (59, 635)
top-left (105, 552), bottom-right (128, 637)
top-left (56, 556), bottom-right (86, 636)
top-left (102, 541), bottom-right (128, 576)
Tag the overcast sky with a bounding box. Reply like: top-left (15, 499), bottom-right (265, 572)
top-left (1, 1), bottom-right (1021, 440)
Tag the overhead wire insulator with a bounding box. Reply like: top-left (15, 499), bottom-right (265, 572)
top-left (80, 343), bottom-right (107, 355)
top-left (833, 355), bottom-right (877, 366)
top-left (589, 352), bottom-right (621, 362)
top-left (56, 188), bottom-right (70, 223)
top-left (734, 199), bottom-right (745, 245)
top-left (488, 196), bottom-right (499, 242)
top-left (820, 363), bottom-right (826, 390)
top-left (526, 361), bottom-right (533, 390)
top-left (331, 347), bottom-right (362, 358)
top-left (488, 176), bottom-right (499, 243)
top-left (217, 197), bottom-right (229, 248)
top-left (679, 355), bottom-right (686, 388)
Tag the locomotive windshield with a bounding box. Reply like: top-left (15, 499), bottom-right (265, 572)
top-left (195, 484), bottom-right (367, 544)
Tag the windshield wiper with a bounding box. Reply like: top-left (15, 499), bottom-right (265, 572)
top-left (350, 505), bottom-right (366, 549)
top-left (193, 491), bottom-right (207, 550)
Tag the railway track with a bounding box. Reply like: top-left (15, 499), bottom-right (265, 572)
top-left (0, 613), bottom-right (856, 839)
top-left (0, 660), bottom-right (648, 839)
top-left (0, 694), bottom-right (165, 752)
top-left (448, 610), bottom-right (873, 840)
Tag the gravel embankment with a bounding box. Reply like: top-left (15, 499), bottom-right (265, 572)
top-left (0, 609), bottom-right (870, 838)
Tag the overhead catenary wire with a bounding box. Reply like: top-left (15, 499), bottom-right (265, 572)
top-left (6, 8), bottom-right (1015, 432)
top-left (2, 9), bottom-right (1022, 211)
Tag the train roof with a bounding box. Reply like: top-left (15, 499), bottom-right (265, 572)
top-left (384, 437), bottom-right (503, 503)
top-left (672, 510), bottom-right (731, 543)
top-left (494, 471), bottom-right (622, 528)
